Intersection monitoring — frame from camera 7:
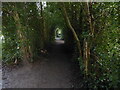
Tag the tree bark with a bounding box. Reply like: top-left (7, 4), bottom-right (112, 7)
top-left (83, 2), bottom-right (94, 75)
top-left (61, 2), bottom-right (82, 56)
top-left (86, 2), bottom-right (94, 36)
top-left (40, 2), bottom-right (46, 48)
top-left (13, 9), bottom-right (32, 65)
top-left (83, 38), bottom-right (90, 76)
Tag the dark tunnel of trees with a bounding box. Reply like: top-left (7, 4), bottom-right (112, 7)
top-left (1, 2), bottom-right (120, 88)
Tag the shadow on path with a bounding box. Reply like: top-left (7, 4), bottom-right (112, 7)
top-left (2, 40), bottom-right (73, 88)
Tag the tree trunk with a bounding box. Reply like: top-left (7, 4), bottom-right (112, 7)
top-left (13, 10), bottom-right (32, 65)
top-left (86, 2), bottom-right (94, 37)
top-left (40, 2), bottom-right (46, 48)
top-left (61, 2), bottom-right (82, 56)
top-left (83, 2), bottom-right (95, 76)
top-left (83, 38), bottom-right (90, 76)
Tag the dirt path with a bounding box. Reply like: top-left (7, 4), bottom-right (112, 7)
top-left (2, 40), bottom-right (73, 88)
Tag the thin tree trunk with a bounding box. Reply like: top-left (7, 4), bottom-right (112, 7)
top-left (40, 2), bottom-right (46, 48)
top-left (83, 38), bottom-right (90, 76)
top-left (61, 2), bottom-right (82, 56)
top-left (13, 10), bottom-right (31, 65)
top-left (83, 2), bottom-right (94, 75)
top-left (86, 2), bottom-right (94, 36)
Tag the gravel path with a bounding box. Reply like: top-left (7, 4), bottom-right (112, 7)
top-left (2, 40), bottom-right (73, 88)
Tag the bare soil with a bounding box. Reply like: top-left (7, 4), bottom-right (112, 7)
top-left (2, 40), bottom-right (75, 88)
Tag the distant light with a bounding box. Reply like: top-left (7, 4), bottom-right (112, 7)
top-left (30, 10), bottom-right (32, 12)
top-left (58, 31), bottom-right (61, 34)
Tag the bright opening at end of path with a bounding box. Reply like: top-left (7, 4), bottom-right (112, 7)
top-left (55, 28), bottom-right (64, 44)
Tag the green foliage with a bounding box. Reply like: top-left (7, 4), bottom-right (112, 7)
top-left (85, 2), bottom-right (119, 88)
top-left (2, 4), bottom-right (20, 64)
top-left (2, 2), bottom-right (119, 88)
top-left (92, 2), bottom-right (120, 88)
top-left (68, 2), bottom-right (120, 88)
top-left (2, 2), bottom-right (52, 64)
